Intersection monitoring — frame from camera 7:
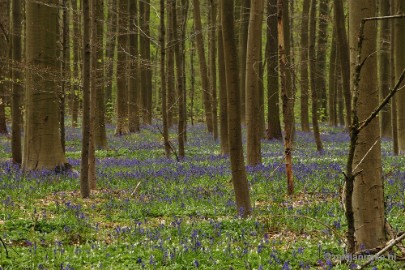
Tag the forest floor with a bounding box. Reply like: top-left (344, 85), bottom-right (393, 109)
top-left (0, 123), bottom-right (404, 269)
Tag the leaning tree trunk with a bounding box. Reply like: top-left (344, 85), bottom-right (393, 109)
top-left (246, 0), bottom-right (263, 166)
top-left (24, 0), bottom-right (68, 171)
top-left (349, 0), bottom-right (386, 252)
top-left (221, 0), bottom-right (252, 217)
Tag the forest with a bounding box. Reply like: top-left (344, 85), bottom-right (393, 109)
top-left (0, 0), bottom-right (405, 269)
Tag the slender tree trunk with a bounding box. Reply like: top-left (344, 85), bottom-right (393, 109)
top-left (349, 0), bottom-right (386, 251)
top-left (209, 0), bottom-right (218, 141)
top-left (128, 0), bottom-right (140, 133)
top-left (80, 0), bottom-right (91, 197)
top-left (328, 34), bottom-right (338, 127)
top-left (378, 0), bottom-right (392, 138)
top-left (172, 0), bottom-right (186, 158)
top-left (266, 0), bottom-right (282, 140)
top-left (221, 0), bottom-right (252, 217)
top-left (166, 3), bottom-right (176, 128)
top-left (190, 36), bottom-right (195, 126)
top-left (246, 0), bottom-right (263, 166)
top-left (218, 13), bottom-right (229, 155)
top-left (309, 0), bottom-right (323, 152)
top-left (11, 0), bottom-right (23, 164)
top-left (278, 0), bottom-right (294, 195)
top-left (300, 0), bottom-right (310, 132)
top-left (239, 0), bottom-right (250, 125)
top-left (104, 0), bottom-right (117, 124)
top-left (0, 0), bottom-right (9, 135)
top-left (71, 0), bottom-right (80, 128)
top-left (394, 0), bottom-right (405, 154)
top-left (115, 0), bottom-right (129, 135)
top-left (334, 0), bottom-right (351, 127)
top-left (93, 0), bottom-right (107, 148)
top-left (193, 0), bottom-right (213, 133)
top-left (391, 2), bottom-right (398, 155)
top-left (315, 0), bottom-right (329, 118)
top-left (24, 0), bottom-right (67, 171)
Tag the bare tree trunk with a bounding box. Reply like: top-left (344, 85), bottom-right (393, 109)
top-left (239, 0), bottom-right (250, 125)
top-left (334, 0), bottom-right (351, 127)
top-left (0, 0), bottom-right (9, 135)
top-left (11, 0), bottom-right (23, 164)
top-left (208, 0), bottom-right (218, 141)
top-left (300, 0), bottom-right (310, 132)
top-left (217, 12), bottom-right (229, 155)
top-left (246, 0), bottom-right (263, 166)
top-left (221, 0), bottom-right (252, 217)
top-left (309, 0), bottom-right (323, 152)
top-left (391, 2), bottom-right (398, 155)
top-left (266, 0), bottom-right (282, 140)
top-left (379, 0), bottom-right (392, 138)
top-left (71, 0), bottom-right (80, 128)
top-left (328, 33), bottom-right (338, 127)
top-left (193, 0), bottom-right (213, 133)
top-left (24, 0), bottom-right (68, 171)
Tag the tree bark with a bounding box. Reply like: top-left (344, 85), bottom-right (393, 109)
top-left (299, 0), bottom-right (310, 132)
top-left (209, 0), bottom-right (218, 141)
top-left (71, 0), bottom-right (80, 128)
top-left (246, 0), bottom-right (263, 166)
top-left (349, 0), bottom-right (386, 251)
top-left (394, 0), bottom-right (405, 154)
top-left (221, 0), bottom-right (252, 217)
top-left (266, 0), bottom-right (282, 140)
top-left (0, 0), bottom-right (9, 135)
top-left (23, 0), bottom-right (68, 171)
top-left (238, 0), bottom-right (250, 125)
top-left (309, 0), bottom-right (323, 152)
top-left (193, 0), bottom-right (213, 133)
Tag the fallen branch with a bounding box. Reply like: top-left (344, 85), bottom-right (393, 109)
top-left (359, 232), bottom-right (405, 269)
top-left (0, 236), bottom-right (9, 258)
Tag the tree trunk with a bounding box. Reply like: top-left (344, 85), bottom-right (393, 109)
top-left (221, 0), bottom-right (252, 217)
top-left (24, 0), bottom-right (68, 171)
top-left (334, 0), bottom-right (351, 127)
top-left (80, 0), bottom-right (91, 197)
top-left (238, 0), bottom-right (250, 125)
top-left (193, 0), bottom-right (213, 133)
top-left (328, 33), bottom-right (338, 127)
top-left (391, 2), bottom-right (398, 155)
top-left (246, 0), bottom-right (263, 166)
top-left (0, 0), bottom-right (9, 135)
top-left (315, 0), bottom-right (329, 118)
top-left (93, 0), bottom-right (107, 148)
top-left (166, 3), bottom-right (176, 128)
top-left (378, 0), bottom-right (392, 138)
top-left (209, 0), bottom-right (218, 141)
top-left (266, 0), bottom-right (282, 140)
top-left (115, 0), bottom-right (129, 135)
top-left (172, 0), bottom-right (186, 158)
top-left (11, 0), bottom-right (23, 164)
top-left (349, 0), bottom-right (386, 251)
top-left (128, 0), bottom-right (140, 133)
top-left (309, 0), bottom-right (323, 152)
top-left (300, 0), bottom-right (310, 132)
top-left (394, 0), bottom-right (405, 154)
top-left (71, 0), bottom-right (80, 128)
top-left (217, 12), bottom-right (229, 155)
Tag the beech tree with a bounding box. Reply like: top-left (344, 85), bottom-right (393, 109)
top-left (0, 0), bottom-right (8, 135)
top-left (23, 0), bottom-right (68, 171)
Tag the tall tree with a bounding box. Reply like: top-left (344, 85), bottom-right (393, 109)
top-left (217, 11), bottom-right (229, 155)
top-left (11, 0), bottom-right (23, 163)
top-left (246, 0), bottom-right (263, 166)
top-left (266, 0), bottom-right (282, 140)
top-left (334, 0), bottom-right (351, 127)
top-left (278, 0), bottom-right (294, 195)
top-left (80, 0), bottom-right (91, 197)
top-left (193, 0), bottom-right (213, 133)
top-left (349, 0), bottom-right (386, 251)
top-left (395, 0), bottom-right (405, 154)
top-left (309, 0), bottom-right (323, 152)
top-left (172, 0), bottom-right (186, 158)
top-left (24, 0), bottom-right (67, 170)
top-left (221, 0), bottom-right (252, 217)
top-left (0, 0), bottom-right (8, 135)
top-left (166, 1), bottom-right (176, 128)
top-left (391, 2), bottom-right (398, 155)
top-left (315, 0), bottom-right (329, 117)
top-left (378, 0), bottom-right (392, 138)
top-left (208, 0), bottom-right (218, 141)
top-left (115, 0), bottom-right (129, 135)
top-left (238, 0), bottom-right (250, 125)
top-left (328, 33), bottom-right (338, 127)
top-left (71, 0), bottom-right (81, 128)
top-left (128, 0), bottom-right (140, 133)
top-left (93, 0), bottom-right (107, 148)
top-left (299, 0), bottom-right (310, 132)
